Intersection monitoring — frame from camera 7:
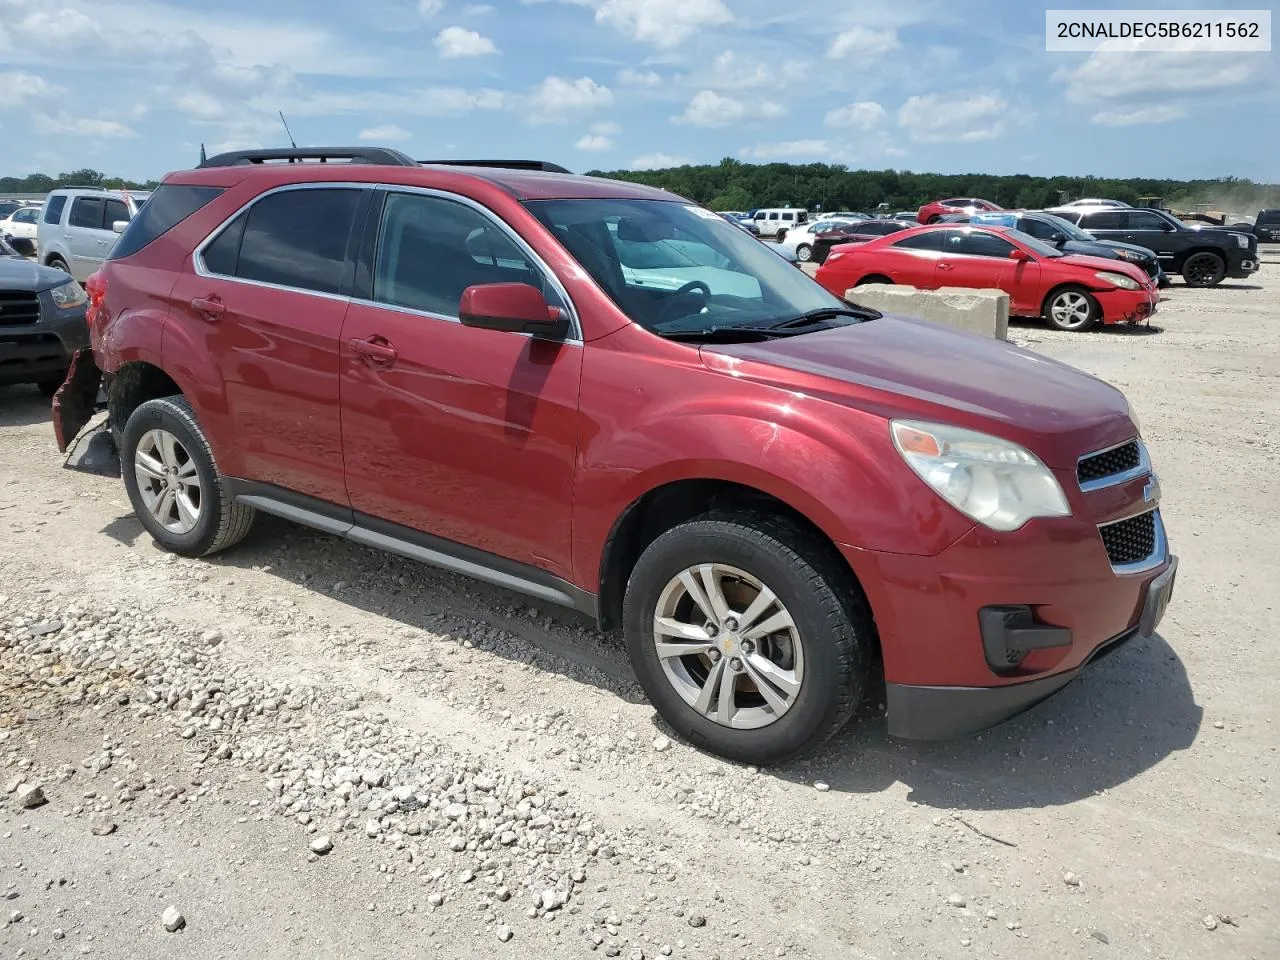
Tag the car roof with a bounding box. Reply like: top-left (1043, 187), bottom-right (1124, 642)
top-left (166, 161), bottom-right (679, 203)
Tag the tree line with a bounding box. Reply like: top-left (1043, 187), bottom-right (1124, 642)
top-left (584, 158), bottom-right (1280, 215)
top-left (0, 169), bottom-right (157, 194)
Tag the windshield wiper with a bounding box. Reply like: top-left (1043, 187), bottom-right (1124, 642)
top-left (658, 325), bottom-right (795, 342)
top-left (768, 305), bottom-right (881, 330)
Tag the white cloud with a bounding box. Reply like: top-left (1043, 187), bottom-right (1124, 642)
top-left (358, 124), bottom-right (413, 141)
top-left (34, 113), bottom-right (136, 138)
top-left (897, 92), bottom-right (1009, 143)
top-left (0, 70), bottom-right (55, 110)
top-left (460, 2), bottom-right (493, 12)
top-left (175, 91), bottom-right (229, 121)
top-left (418, 0), bottom-right (445, 17)
top-left (575, 133), bottom-right (613, 151)
top-left (526, 75), bottom-right (613, 124)
top-left (631, 152), bottom-right (689, 170)
top-left (827, 26), bottom-right (899, 59)
top-left (1058, 51), bottom-right (1259, 104)
top-left (686, 50), bottom-right (804, 91)
top-left (1091, 104), bottom-right (1188, 127)
top-left (590, 120), bottom-right (620, 135)
top-left (617, 68), bottom-right (662, 87)
top-left (824, 101), bottom-right (887, 131)
top-left (739, 140), bottom-right (832, 160)
top-left (287, 86), bottom-right (506, 117)
top-left (673, 90), bottom-right (785, 128)
top-left (434, 25), bottom-right (498, 57)
top-left (595, 0), bottom-right (732, 48)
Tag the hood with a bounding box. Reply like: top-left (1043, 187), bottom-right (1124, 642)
top-left (700, 315), bottom-right (1134, 468)
top-left (1064, 238), bottom-right (1156, 261)
top-left (1055, 251), bottom-right (1152, 284)
top-left (0, 257), bottom-right (72, 293)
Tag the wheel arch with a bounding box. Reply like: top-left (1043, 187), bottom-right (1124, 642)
top-left (1039, 280), bottom-right (1094, 317)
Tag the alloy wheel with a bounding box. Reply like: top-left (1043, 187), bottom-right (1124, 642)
top-left (134, 428), bottom-right (203, 535)
top-left (1050, 291), bottom-right (1092, 328)
top-left (652, 563), bottom-right (804, 730)
top-left (796, 244), bottom-right (812, 262)
top-left (1183, 253), bottom-right (1223, 286)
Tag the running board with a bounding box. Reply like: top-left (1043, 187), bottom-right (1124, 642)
top-left (231, 484), bottom-right (597, 618)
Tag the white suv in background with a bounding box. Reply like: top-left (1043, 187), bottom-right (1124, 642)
top-left (37, 188), bottom-right (150, 282)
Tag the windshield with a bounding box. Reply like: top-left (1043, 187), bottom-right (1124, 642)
top-left (525, 198), bottom-right (848, 335)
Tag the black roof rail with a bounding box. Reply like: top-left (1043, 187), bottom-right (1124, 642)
top-left (418, 159), bottom-right (573, 174)
top-left (198, 147), bottom-right (420, 169)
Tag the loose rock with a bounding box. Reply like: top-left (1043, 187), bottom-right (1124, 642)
top-left (15, 783), bottom-right (46, 809)
top-left (161, 906), bottom-right (186, 932)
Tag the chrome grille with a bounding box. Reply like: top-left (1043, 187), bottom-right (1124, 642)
top-left (1099, 510), bottom-right (1157, 567)
top-left (1078, 440), bottom-right (1143, 488)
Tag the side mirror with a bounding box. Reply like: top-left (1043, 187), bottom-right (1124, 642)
top-left (1008, 248), bottom-right (1032, 262)
top-left (1048, 232), bottom-right (1067, 244)
top-left (459, 283), bottom-right (568, 339)
top-left (112, 220), bottom-right (128, 234)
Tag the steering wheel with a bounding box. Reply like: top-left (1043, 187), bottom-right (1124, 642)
top-left (653, 280), bottom-right (712, 328)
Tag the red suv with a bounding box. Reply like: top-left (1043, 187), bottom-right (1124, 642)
top-left (52, 148), bottom-right (1177, 764)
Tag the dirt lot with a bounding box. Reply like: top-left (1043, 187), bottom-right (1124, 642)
top-left (3, 253), bottom-right (1278, 960)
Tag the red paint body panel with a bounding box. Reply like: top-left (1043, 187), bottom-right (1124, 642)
top-left (817, 225), bottom-right (1159, 324)
top-left (916, 198), bottom-right (1001, 223)
top-left (80, 159), bottom-right (1172, 729)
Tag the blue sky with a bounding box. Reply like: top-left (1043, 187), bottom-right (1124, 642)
top-left (0, 0), bottom-right (1276, 182)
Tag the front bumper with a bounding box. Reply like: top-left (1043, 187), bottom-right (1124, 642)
top-left (1095, 285), bottom-right (1159, 324)
top-left (0, 297), bottom-right (88, 386)
top-left (1230, 258), bottom-right (1260, 276)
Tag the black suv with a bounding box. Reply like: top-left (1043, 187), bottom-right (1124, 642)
top-left (1254, 210), bottom-right (1280, 243)
top-left (1048, 206), bottom-right (1258, 287)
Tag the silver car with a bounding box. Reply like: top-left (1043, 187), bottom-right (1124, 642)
top-left (36, 188), bottom-right (150, 282)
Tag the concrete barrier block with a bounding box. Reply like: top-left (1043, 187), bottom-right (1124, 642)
top-left (844, 284), bottom-right (1009, 340)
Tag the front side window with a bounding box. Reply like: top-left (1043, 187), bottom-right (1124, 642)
top-left (69, 197), bottom-right (105, 229)
top-left (226, 188), bottom-right (363, 294)
top-left (13, 208), bottom-right (38, 224)
top-left (43, 196), bottom-right (67, 225)
top-left (946, 229), bottom-right (1015, 258)
top-left (526, 198), bottom-right (846, 336)
top-left (373, 192), bottom-right (558, 318)
top-left (103, 200), bottom-right (129, 229)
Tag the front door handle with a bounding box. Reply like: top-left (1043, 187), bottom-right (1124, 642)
top-left (348, 336), bottom-right (398, 366)
top-left (190, 296), bottom-right (226, 321)
top-left (937, 262), bottom-right (954, 270)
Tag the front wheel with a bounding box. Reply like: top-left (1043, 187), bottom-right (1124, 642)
top-left (120, 396), bottom-right (255, 557)
top-left (1043, 286), bottom-right (1100, 331)
top-left (775, 229), bottom-right (787, 242)
top-left (795, 243), bottom-right (813, 262)
top-left (623, 516), bottom-right (873, 764)
top-left (1182, 251), bottom-right (1226, 287)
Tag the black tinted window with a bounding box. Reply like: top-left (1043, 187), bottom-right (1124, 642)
top-left (235, 188), bottom-right (362, 294)
top-left (1018, 217), bottom-right (1056, 240)
top-left (892, 231), bottom-right (945, 251)
top-left (1081, 211), bottom-right (1125, 230)
top-left (1258, 210), bottom-right (1280, 225)
top-left (43, 196), bottom-right (67, 225)
top-left (373, 192), bottom-right (553, 318)
top-left (202, 213), bottom-right (246, 276)
top-left (1051, 209), bottom-right (1082, 225)
top-left (1125, 211), bottom-right (1171, 230)
top-left (70, 197), bottom-right (105, 229)
top-left (110, 185), bottom-right (224, 261)
top-left (948, 230), bottom-right (1015, 258)
top-left (103, 200), bottom-right (129, 229)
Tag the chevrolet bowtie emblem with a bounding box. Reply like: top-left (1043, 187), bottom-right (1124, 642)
top-left (1143, 475), bottom-right (1161, 504)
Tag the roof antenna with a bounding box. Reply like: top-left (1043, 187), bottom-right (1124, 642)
top-left (279, 111), bottom-right (297, 149)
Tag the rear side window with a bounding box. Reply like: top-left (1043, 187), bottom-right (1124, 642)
top-left (1080, 211), bottom-right (1125, 230)
top-left (1124, 211), bottom-right (1170, 230)
top-left (892, 231), bottom-right (945, 251)
top-left (69, 197), bottom-right (105, 229)
top-left (222, 188), bottom-right (363, 295)
top-left (43, 196), bottom-right (67, 225)
top-left (109, 185), bottom-right (224, 260)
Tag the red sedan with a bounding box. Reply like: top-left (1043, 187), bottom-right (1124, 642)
top-left (917, 197), bottom-right (1001, 224)
top-left (815, 224), bottom-right (1159, 331)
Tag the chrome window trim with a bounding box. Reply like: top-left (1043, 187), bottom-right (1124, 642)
top-left (191, 181), bottom-right (583, 342)
top-left (1098, 506), bottom-right (1167, 576)
top-left (1077, 437), bottom-right (1151, 492)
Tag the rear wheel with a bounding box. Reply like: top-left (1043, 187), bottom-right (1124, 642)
top-left (855, 274), bottom-right (892, 286)
top-left (121, 396), bottom-right (254, 557)
top-left (795, 243), bottom-right (813, 262)
top-left (1043, 285), bottom-right (1099, 331)
top-left (1182, 251), bottom-right (1226, 287)
top-left (623, 516), bottom-right (873, 764)
top-left (46, 256), bottom-right (70, 274)
top-left (775, 229), bottom-right (787, 242)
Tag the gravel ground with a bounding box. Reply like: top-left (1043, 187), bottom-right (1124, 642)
top-left (2, 252), bottom-right (1278, 960)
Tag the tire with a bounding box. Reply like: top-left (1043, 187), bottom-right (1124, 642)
top-left (1043, 285), bottom-right (1100, 332)
top-left (120, 395), bottom-right (254, 557)
top-left (46, 256), bottom-right (70, 274)
top-left (623, 515), bottom-right (873, 765)
top-left (855, 274), bottom-right (892, 286)
top-left (795, 244), bottom-right (812, 262)
top-left (1181, 251), bottom-right (1226, 287)
top-left (775, 229), bottom-right (787, 242)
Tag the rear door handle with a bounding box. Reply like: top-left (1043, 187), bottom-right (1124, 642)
top-left (938, 262), bottom-right (954, 270)
top-left (348, 336), bottom-right (398, 366)
top-left (190, 296), bottom-right (226, 321)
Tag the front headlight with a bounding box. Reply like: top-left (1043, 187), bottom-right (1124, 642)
top-left (1112, 249), bottom-right (1142, 262)
top-left (891, 420), bottom-right (1071, 532)
top-left (49, 279), bottom-right (87, 309)
top-left (1095, 271), bottom-right (1140, 290)
top-left (1234, 234), bottom-right (1249, 248)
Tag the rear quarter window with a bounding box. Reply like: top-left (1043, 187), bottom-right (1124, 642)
top-left (108, 185), bottom-right (224, 260)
